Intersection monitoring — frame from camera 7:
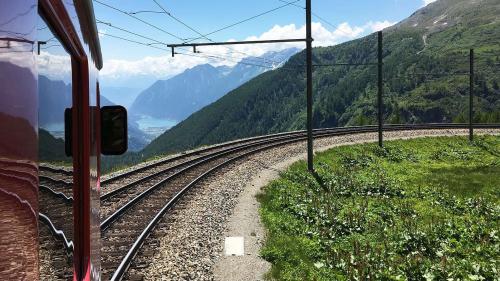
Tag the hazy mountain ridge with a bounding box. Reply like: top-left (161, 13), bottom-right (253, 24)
top-left (39, 75), bottom-right (72, 127)
top-left (38, 75), bottom-right (150, 151)
top-left (129, 48), bottom-right (300, 122)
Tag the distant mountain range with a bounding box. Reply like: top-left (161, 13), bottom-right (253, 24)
top-left (100, 86), bottom-right (142, 109)
top-left (142, 0), bottom-right (500, 157)
top-left (38, 48), bottom-right (300, 154)
top-left (38, 75), bottom-right (150, 152)
top-left (39, 75), bottom-right (72, 127)
top-left (129, 48), bottom-right (300, 122)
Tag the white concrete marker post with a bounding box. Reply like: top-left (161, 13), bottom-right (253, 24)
top-left (224, 237), bottom-right (244, 256)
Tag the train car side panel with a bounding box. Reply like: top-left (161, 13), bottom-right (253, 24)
top-left (0, 0), bottom-right (40, 280)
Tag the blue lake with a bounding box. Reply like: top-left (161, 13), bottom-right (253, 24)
top-left (135, 116), bottom-right (178, 138)
top-left (135, 116), bottom-right (178, 130)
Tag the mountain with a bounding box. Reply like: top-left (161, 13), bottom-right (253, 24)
top-left (101, 86), bottom-right (142, 109)
top-left (38, 76), bottom-right (150, 152)
top-left (142, 0), bottom-right (500, 157)
top-left (129, 48), bottom-right (300, 122)
top-left (100, 95), bottom-right (150, 151)
top-left (39, 129), bottom-right (71, 163)
top-left (39, 75), bottom-right (72, 128)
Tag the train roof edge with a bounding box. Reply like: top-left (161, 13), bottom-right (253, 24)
top-left (76, 0), bottom-right (103, 70)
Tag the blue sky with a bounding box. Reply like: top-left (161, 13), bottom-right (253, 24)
top-left (93, 0), bottom-right (435, 87)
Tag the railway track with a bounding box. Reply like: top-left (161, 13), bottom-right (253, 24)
top-left (38, 216), bottom-right (73, 280)
top-left (37, 124), bottom-right (500, 280)
top-left (39, 185), bottom-right (73, 242)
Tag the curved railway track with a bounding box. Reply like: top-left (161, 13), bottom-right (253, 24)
top-left (37, 124), bottom-right (500, 280)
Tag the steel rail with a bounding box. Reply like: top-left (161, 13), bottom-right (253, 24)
top-left (101, 123), bottom-right (500, 185)
top-left (39, 213), bottom-right (74, 254)
top-left (39, 175), bottom-right (72, 186)
top-left (43, 128), bottom-right (349, 259)
top-left (99, 126), bottom-right (383, 230)
top-left (39, 184), bottom-right (74, 203)
top-left (99, 128), bottom-right (354, 201)
top-left (107, 123), bottom-right (500, 280)
top-left (100, 126), bottom-right (382, 186)
top-left (108, 132), bottom-right (337, 281)
top-left (38, 184), bottom-right (74, 256)
top-left (39, 164), bottom-right (73, 176)
top-left (45, 127), bottom-right (364, 262)
top-left (100, 128), bottom-right (326, 185)
top-left (102, 127), bottom-right (379, 279)
top-left (100, 130), bottom-right (323, 229)
top-left (37, 123), bottom-right (500, 275)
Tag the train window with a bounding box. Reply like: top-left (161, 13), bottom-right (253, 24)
top-left (37, 14), bottom-right (75, 280)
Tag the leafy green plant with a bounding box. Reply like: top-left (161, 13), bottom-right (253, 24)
top-left (259, 136), bottom-right (500, 280)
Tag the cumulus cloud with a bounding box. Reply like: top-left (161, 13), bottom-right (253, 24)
top-left (100, 54), bottom-right (206, 80)
top-left (364, 20), bottom-right (396, 32)
top-left (37, 51), bottom-right (71, 81)
top-left (0, 41), bottom-right (36, 75)
top-left (99, 20), bottom-right (394, 82)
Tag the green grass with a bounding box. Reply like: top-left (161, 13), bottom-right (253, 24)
top-left (258, 135), bottom-right (500, 281)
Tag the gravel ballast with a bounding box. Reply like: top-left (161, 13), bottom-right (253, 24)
top-left (134, 129), bottom-right (499, 281)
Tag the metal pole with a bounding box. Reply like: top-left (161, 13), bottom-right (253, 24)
top-left (306, 0), bottom-right (314, 172)
top-left (377, 31), bottom-right (383, 147)
top-left (469, 49), bottom-right (474, 141)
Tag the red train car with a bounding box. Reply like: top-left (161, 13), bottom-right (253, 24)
top-left (0, 1), bottom-right (125, 280)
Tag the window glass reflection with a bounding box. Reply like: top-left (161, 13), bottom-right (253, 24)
top-left (37, 14), bottom-right (74, 280)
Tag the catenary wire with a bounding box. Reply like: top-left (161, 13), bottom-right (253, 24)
top-left (151, 0), bottom-right (288, 66)
top-left (182, 0), bottom-right (301, 43)
top-left (93, 0), bottom-right (186, 41)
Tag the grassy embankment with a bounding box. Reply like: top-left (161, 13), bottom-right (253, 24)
top-left (258, 135), bottom-right (499, 280)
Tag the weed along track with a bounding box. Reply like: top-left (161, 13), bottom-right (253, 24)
top-left (258, 134), bottom-right (500, 280)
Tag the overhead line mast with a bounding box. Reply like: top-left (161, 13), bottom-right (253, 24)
top-left (167, 0), bottom-right (316, 172)
top-left (305, 0), bottom-right (314, 171)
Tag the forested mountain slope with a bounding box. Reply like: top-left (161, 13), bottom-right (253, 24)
top-left (130, 48), bottom-right (299, 121)
top-left (143, 0), bottom-right (500, 158)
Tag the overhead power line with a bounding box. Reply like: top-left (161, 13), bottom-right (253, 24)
top-left (97, 19), bottom-right (168, 46)
top-left (129, 10), bottom-right (165, 15)
top-left (93, 0), bottom-right (185, 41)
top-left (99, 32), bottom-right (170, 52)
top-left (97, 32), bottom-right (274, 68)
top-left (0, 4), bottom-right (36, 27)
top-left (277, 0), bottom-right (364, 38)
top-left (175, 50), bottom-right (275, 69)
top-left (151, 0), bottom-right (289, 66)
top-left (183, 0), bottom-right (301, 43)
top-left (96, 29), bottom-right (278, 68)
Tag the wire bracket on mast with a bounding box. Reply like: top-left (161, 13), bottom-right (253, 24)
top-left (168, 38), bottom-right (307, 58)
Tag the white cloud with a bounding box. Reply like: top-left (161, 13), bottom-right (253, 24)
top-left (364, 20), bottom-right (397, 32)
top-left (99, 20), bottom-right (393, 82)
top-left (98, 29), bottom-right (107, 38)
top-left (422, 0), bottom-right (437, 6)
top-left (37, 51), bottom-right (71, 82)
top-left (100, 54), bottom-right (206, 80)
top-left (0, 41), bottom-right (36, 76)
